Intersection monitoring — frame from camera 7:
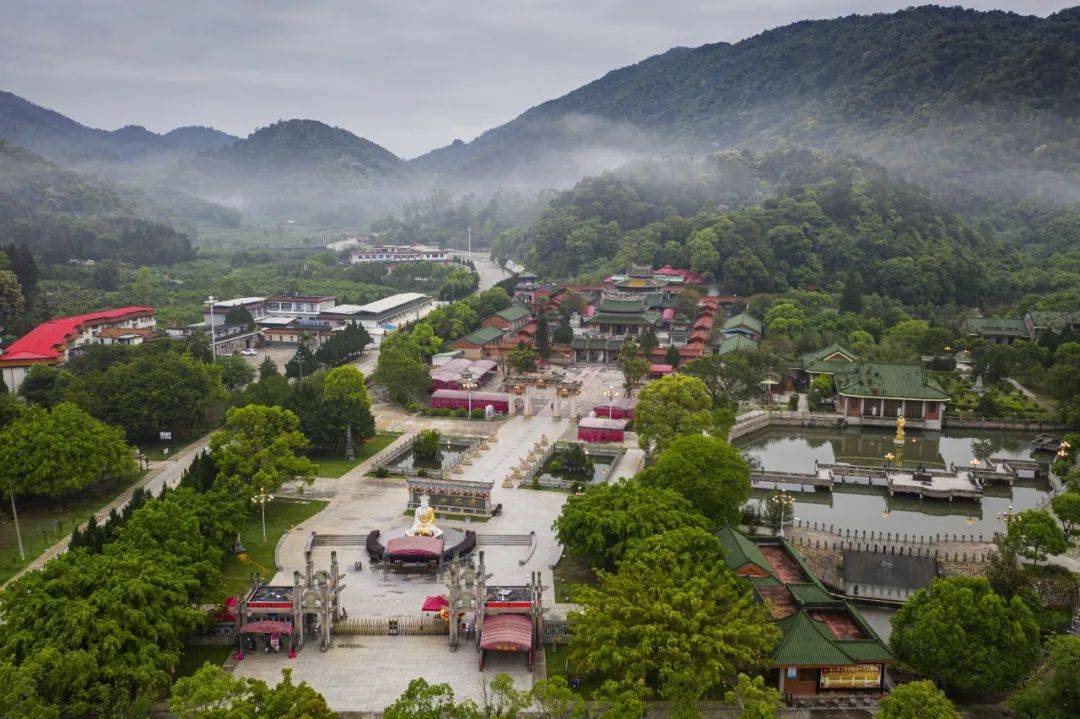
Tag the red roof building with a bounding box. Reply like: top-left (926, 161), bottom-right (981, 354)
top-left (0, 307), bottom-right (156, 391)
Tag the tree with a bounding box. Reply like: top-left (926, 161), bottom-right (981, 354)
top-left (725, 674), bottom-right (783, 719)
top-left (618, 341), bottom-right (649, 396)
top-left (410, 322), bottom-right (444, 358)
top-left (0, 661), bottom-right (59, 719)
top-left (0, 269), bottom-right (24, 316)
top-left (258, 355), bottom-right (279, 380)
top-left (530, 677), bottom-right (584, 719)
top-left (1009, 635), bottom-right (1080, 719)
top-left (664, 343), bottom-right (681, 368)
top-left (69, 351), bottom-right (223, 442)
top-left (187, 331), bottom-right (214, 363)
top-left (224, 305), bottom-right (255, 328)
top-left (554, 480), bottom-right (707, 570)
top-left (553, 315), bottom-right (574, 345)
top-left (986, 544), bottom-right (1029, 600)
top-left (1051, 492), bottom-right (1080, 540)
top-left (634, 374), bottom-right (714, 454)
top-left (639, 435), bottom-right (750, 526)
top-left (171, 664), bottom-right (336, 719)
top-left (535, 314), bottom-right (550, 359)
top-left (285, 342), bottom-right (319, 379)
top-left (384, 677), bottom-right (478, 719)
top-left (568, 529), bottom-right (778, 715)
top-left (16, 364), bottom-right (71, 407)
top-left (638, 327), bottom-right (658, 359)
top-left (876, 681), bottom-right (958, 719)
top-left (375, 334), bottom-right (431, 405)
top-left (1006, 509), bottom-right (1068, 564)
top-left (217, 355), bottom-right (255, 391)
top-left (508, 342), bottom-right (538, 374)
top-left (682, 354), bottom-right (762, 409)
top-left (890, 577), bottom-right (1040, 695)
top-left (880, 320), bottom-right (930, 361)
top-left (210, 405), bottom-right (316, 497)
top-left (0, 402), bottom-right (135, 499)
top-left (840, 271), bottom-right (863, 314)
top-left (322, 366), bottom-right (375, 457)
top-left (129, 266), bottom-right (160, 306)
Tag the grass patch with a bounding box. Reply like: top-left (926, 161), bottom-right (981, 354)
top-left (174, 644), bottom-right (232, 679)
top-left (553, 555), bottom-right (596, 604)
top-left (214, 497), bottom-right (328, 602)
top-left (137, 436), bottom-right (201, 462)
top-left (0, 473), bottom-right (144, 584)
top-left (544, 644), bottom-right (604, 698)
top-left (310, 431), bottom-right (402, 478)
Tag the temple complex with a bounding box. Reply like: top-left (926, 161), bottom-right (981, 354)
top-left (833, 362), bottom-right (949, 431)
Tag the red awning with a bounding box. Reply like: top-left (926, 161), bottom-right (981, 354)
top-left (650, 363), bottom-right (673, 374)
top-left (422, 595), bottom-right (450, 612)
top-left (386, 535), bottom-right (445, 559)
top-left (241, 620), bottom-right (293, 635)
top-left (480, 614), bottom-right (533, 652)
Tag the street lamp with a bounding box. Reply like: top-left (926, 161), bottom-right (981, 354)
top-left (1058, 440), bottom-right (1072, 460)
top-left (605, 385), bottom-right (617, 418)
top-left (207, 295), bottom-right (217, 359)
top-left (253, 489), bottom-right (274, 543)
top-left (769, 491), bottom-right (796, 538)
top-left (461, 369), bottom-right (477, 414)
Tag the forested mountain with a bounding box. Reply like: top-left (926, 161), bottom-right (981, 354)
top-left (0, 140), bottom-right (195, 264)
top-left (413, 6), bottom-right (1080, 202)
top-left (196, 119), bottom-right (407, 184)
top-left (0, 90), bottom-right (238, 162)
top-left (514, 149), bottom-right (1026, 308)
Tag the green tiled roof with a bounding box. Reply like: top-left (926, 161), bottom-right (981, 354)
top-left (723, 313), bottom-right (763, 333)
top-left (838, 640), bottom-right (896, 663)
top-left (459, 326), bottom-right (504, 345)
top-left (797, 343), bottom-right (859, 373)
top-left (834, 362), bottom-right (949, 401)
top-left (716, 335), bottom-right (759, 355)
top-left (596, 297), bottom-right (647, 313)
top-left (717, 526), bottom-right (774, 577)
top-left (1027, 310), bottom-right (1080, 332)
top-left (788, 583), bottom-right (841, 607)
top-left (495, 305), bottom-right (529, 323)
top-left (773, 613), bottom-right (856, 667)
top-left (960, 317), bottom-right (1028, 337)
top-left (586, 312), bottom-right (659, 326)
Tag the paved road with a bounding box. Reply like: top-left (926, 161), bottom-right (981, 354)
top-left (452, 250), bottom-right (509, 292)
top-left (1, 435), bottom-right (211, 589)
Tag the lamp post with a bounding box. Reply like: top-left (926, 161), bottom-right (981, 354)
top-left (207, 295), bottom-right (217, 359)
top-left (253, 489), bottom-right (274, 543)
top-left (461, 369), bottom-right (477, 414)
top-left (769, 490), bottom-right (796, 538)
top-left (605, 385), bottom-right (617, 418)
top-left (7, 480), bottom-right (25, 561)
top-left (996, 504), bottom-right (1015, 529)
top-left (1058, 440), bottom-right (1072, 461)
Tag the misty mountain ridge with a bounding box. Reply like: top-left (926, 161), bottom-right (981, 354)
top-left (412, 5), bottom-right (1080, 202)
top-left (0, 90), bottom-right (239, 162)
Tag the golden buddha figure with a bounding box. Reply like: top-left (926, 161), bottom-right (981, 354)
top-left (894, 410), bottom-right (905, 445)
top-left (407, 494), bottom-right (443, 538)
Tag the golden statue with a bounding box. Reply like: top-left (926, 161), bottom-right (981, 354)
top-left (406, 494), bottom-right (443, 538)
top-left (894, 410), bottom-right (905, 445)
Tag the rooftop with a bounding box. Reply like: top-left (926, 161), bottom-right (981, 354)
top-left (796, 343), bottom-right (860, 373)
top-left (716, 335), bottom-right (759, 355)
top-left (723, 313), bottom-right (763, 333)
top-left (0, 307), bottom-right (154, 363)
top-left (354, 292), bottom-right (430, 315)
top-left (494, 305), bottom-right (529, 323)
top-left (960, 317), bottom-right (1028, 336)
top-left (834, 362), bottom-right (950, 401)
top-left (457, 326), bottom-right (505, 346)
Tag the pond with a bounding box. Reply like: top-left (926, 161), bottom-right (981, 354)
top-left (733, 426), bottom-right (1053, 536)
top-left (383, 438), bottom-right (474, 473)
top-left (537, 445), bottom-right (617, 486)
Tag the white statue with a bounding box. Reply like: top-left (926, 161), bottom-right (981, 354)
top-left (406, 494), bottom-right (443, 538)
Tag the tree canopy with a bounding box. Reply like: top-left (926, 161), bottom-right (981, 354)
top-left (210, 405), bottom-right (316, 496)
top-left (634, 374), bottom-right (714, 454)
top-left (170, 665), bottom-right (336, 719)
top-left (639, 434), bottom-right (750, 526)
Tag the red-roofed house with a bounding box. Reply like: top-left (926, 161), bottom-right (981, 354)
top-left (0, 307), bottom-right (156, 391)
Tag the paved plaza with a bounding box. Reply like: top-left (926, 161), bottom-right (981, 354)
top-left (234, 405), bottom-right (643, 710)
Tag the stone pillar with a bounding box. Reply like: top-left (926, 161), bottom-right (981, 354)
top-left (569, 395), bottom-right (577, 419)
top-left (524, 387), bottom-right (533, 417)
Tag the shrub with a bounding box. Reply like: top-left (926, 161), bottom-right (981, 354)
top-left (470, 408), bottom-right (485, 420)
top-left (787, 393), bottom-right (799, 411)
top-left (373, 466), bottom-right (389, 478)
top-left (452, 408), bottom-right (467, 418)
top-left (407, 402), bottom-right (421, 413)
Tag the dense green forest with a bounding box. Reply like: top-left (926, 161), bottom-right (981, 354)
top-left (0, 141), bottom-right (196, 265)
top-left (416, 6), bottom-right (1080, 203)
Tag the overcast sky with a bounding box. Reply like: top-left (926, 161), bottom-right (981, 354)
top-left (0, 1), bottom-right (1071, 158)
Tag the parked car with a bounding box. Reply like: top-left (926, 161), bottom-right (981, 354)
top-left (241, 348), bottom-right (258, 356)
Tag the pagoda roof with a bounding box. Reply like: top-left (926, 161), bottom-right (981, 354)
top-left (458, 326), bottom-right (505, 346)
top-left (717, 526), bottom-right (774, 577)
top-left (596, 296), bottom-right (648, 313)
top-left (1027, 310), bottom-right (1080, 332)
top-left (493, 305), bottom-right (529, 323)
top-left (716, 335), bottom-right (759, 355)
top-left (796, 343), bottom-right (859, 373)
top-left (834, 362), bottom-right (949, 402)
top-left (959, 317), bottom-right (1028, 337)
top-left (585, 312), bottom-right (659, 327)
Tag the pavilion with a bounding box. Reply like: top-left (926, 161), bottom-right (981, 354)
top-left (582, 295), bottom-right (659, 337)
top-left (833, 362), bottom-right (949, 430)
top-left (717, 527), bottom-right (894, 697)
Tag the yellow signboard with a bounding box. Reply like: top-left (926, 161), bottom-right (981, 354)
top-left (819, 664), bottom-right (882, 689)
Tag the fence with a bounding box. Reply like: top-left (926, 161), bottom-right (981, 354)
top-left (786, 519), bottom-right (995, 562)
top-left (335, 617), bottom-right (449, 636)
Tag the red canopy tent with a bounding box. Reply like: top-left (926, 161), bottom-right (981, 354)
top-left (386, 535), bottom-right (444, 560)
top-left (479, 613), bottom-right (535, 669)
top-left (422, 595), bottom-right (450, 612)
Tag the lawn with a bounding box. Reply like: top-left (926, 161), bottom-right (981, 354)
top-left (214, 497), bottom-right (328, 602)
top-left (0, 473), bottom-right (144, 584)
top-left (137, 435), bottom-right (202, 462)
top-left (174, 644), bottom-right (232, 679)
top-left (310, 431), bottom-right (402, 478)
top-left (553, 555), bottom-right (596, 604)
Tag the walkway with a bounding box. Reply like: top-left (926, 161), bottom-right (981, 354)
top-left (1, 434), bottom-right (211, 589)
top-left (1006, 377), bottom-right (1054, 411)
